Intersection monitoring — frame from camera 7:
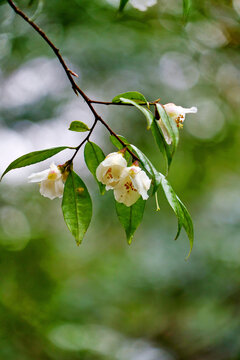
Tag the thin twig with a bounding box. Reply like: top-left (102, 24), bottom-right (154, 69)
top-left (6, 0), bottom-right (139, 162)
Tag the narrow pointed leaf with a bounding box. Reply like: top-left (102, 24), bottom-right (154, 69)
top-left (131, 144), bottom-right (161, 193)
top-left (112, 91), bottom-right (147, 104)
top-left (159, 173), bottom-right (194, 258)
top-left (119, 0), bottom-right (129, 11)
top-left (110, 134), bottom-right (130, 147)
top-left (160, 174), bottom-right (184, 225)
top-left (84, 141), bottom-right (105, 195)
top-left (156, 103), bottom-right (179, 153)
top-left (119, 97), bottom-right (154, 128)
top-left (115, 197), bottom-right (145, 244)
top-left (176, 195), bottom-right (194, 259)
top-left (62, 170), bottom-right (92, 245)
top-left (1, 146), bottom-right (70, 180)
top-left (183, 0), bottom-right (191, 22)
top-left (151, 104), bottom-right (180, 173)
top-left (69, 121), bottom-right (90, 132)
top-left (150, 119), bottom-right (172, 172)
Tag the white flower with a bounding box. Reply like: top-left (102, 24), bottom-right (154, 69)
top-left (163, 103), bottom-right (198, 123)
top-left (130, 0), bottom-right (157, 11)
top-left (114, 165), bottom-right (151, 207)
top-left (96, 152), bottom-right (127, 190)
top-left (158, 103), bottom-right (198, 144)
top-left (28, 163), bottom-right (64, 200)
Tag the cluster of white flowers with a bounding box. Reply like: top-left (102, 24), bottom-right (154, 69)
top-left (96, 152), bottom-right (151, 207)
top-left (27, 154), bottom-right (151, 206)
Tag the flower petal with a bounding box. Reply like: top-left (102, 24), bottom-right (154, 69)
top-left (54, 178), bottom-right (64, 198)
top-left (103, 153), bottom-right (127, 167)
top-left (40, 180), bottom-right (56, 199)
top-left (96, 152), bottom-right (127, 188)
top-left (28, 169), bottom-right (49, 183)
top-left (130, 0), bottom-right (157, 11)
top-left (131, 170), bottom-right (151, 200)
top-left (39, 178), bottom-right (64, 199)
top-left (114, 175), bottom-right (140, 207)
top-left (181, 106), bottom-right (198, 114)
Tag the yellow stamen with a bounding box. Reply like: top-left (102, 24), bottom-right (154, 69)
top-left (47, 171), bottom-right (58, 180)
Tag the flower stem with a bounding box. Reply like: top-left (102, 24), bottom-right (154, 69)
top-left (155, 192), bottom-right (160, 212)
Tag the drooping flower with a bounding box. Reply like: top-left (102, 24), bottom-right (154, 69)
top-left (158, 103), bottom-right (198, 144)
top-left (164, 103), bottom-right (198, 126)
top-left (114, 165), bottom-right (151, 207)
top-left (130, 0), bottom-right (157, 11)
top-left (28, 163), bottom-right (64, 200)
top-left (96, 152), bottom-right (127, 190)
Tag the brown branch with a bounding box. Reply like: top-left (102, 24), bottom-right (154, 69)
top-left (6, 0), bottom-right (139, 162)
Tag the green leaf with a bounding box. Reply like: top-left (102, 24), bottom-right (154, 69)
top-left (176, 195), bottom-right (194, 259)
top-left (69, 121), bottom-right (90, 132)
top-left (151, 104), bottom-right (179, 173)
top-left (150, 118), bottom-right (172, 173)
top-left (119, 97), bottom-right (154, 128)
top-left (62, 170), bottom-right (92, 245)
top-left (112, 91), bottom-right (147, 104)
top-left (156, 103), bottom-right (179, 153)
top-left (115, 197), bottom-right (145, 244)
top-left (159, 173), bottom-right (194, 258)
top-left (84, 141), bottom-right (105, 195)
top-left (1, 146), bottom-right (70, 180)
top-left (131, 144), bottom-right (161, 193)
top-left (183, 0), bottom-right (191, 22)
top-left (119, 0), bottom-right (129, 11)
top-left (160, 174), bottom-right (184, 226)
top-left (109, 134), bottom-right (130, 147)
top-left (109, 134), bottom-right (131, 164)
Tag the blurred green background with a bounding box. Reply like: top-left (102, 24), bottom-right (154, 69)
top-left (1, 0), bottom-right (240, 359)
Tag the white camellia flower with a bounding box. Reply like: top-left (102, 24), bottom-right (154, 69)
top-left (114, 165), bottom-right (151, 207)
top-left (96, 152), bottom-right (127, 190)
top-left (130, 0), bottom-right (157, 11)
top-left (158, 103), bottom-right (198, 144)
top-left (28, 163), bottom-right (64, 200)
